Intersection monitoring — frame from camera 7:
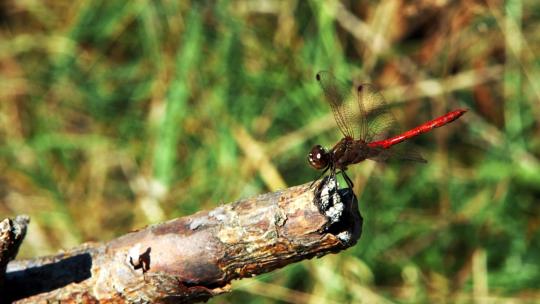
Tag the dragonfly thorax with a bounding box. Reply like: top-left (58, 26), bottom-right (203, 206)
top-left (331, 137), bottom-right (371, 169)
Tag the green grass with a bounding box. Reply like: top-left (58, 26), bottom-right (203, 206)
top-left (1, 0), bottom-right (540, 302)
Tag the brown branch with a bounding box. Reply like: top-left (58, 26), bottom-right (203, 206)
top-left (3, 178), bottom-right (362, 303)
top-left (0, 215), bottom-right (30, 298)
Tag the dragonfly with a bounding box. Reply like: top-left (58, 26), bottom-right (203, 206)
top-left (308, 71), bottom-right (467, 189)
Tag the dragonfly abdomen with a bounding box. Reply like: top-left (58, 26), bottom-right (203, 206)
top-left (368, 109), bottom-right (467, 149)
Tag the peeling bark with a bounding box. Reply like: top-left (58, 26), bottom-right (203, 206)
top-left (3, 178), bottom-right (362, 303)
top-left (0, 215), bottom-right (30, 298)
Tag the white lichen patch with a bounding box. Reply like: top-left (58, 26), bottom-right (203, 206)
top-left (318, 178), bottom-right (344, 224)
top-left (336, 231), bottom-right (352, 244)
top-left (318, 179), bottom-right (339, 211)
top-left (325, 201), bottom-right (344, 224)
top-left (126, 243), bottom-right (142, 268)
top-left (209, 207), bottom-right (228, 222)
top-left (189, 216), bottom-right (210, 230)
top-left (273, 206), bottom-right (287, 227)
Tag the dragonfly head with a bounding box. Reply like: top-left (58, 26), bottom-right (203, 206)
top-left (308, 145), bottom-right (330, 170)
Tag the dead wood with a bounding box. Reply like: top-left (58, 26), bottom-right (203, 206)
top-left (0, 215), bottom-right (30, 299)
top-left (3, 177), bottom-right (362, 303)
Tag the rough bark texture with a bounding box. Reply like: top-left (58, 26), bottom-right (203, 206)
top-left (0, 215), bottom-right (30, 298)
top-left (3, 177), bottom-right (362, 303)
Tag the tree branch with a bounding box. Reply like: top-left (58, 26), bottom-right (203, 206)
top-left (0, 215), bottom-right (29, 299)
top-left (3, 177), bottom-right (362, 303)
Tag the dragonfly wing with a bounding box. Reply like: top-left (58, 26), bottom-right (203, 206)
top-left (316, 71), bottom-right (362, 139)
top-left (357, 84), bottom-right (399, 142)
top-left (368, 144), bottom-right (427, 163)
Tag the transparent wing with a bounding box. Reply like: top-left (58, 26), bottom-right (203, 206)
top-left (356, 84), bottom-right (427, 163)
top-left (316, 71), bottom-right (362, 139)
top-left (356, 83), bottom-right (400, 142)
top-left (368, 144), bottom-right (427, 163)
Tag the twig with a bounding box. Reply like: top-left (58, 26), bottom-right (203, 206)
top-left (0, 215), bottom-right (30, 298)
top-left (3, 177), bottom-right (362, 303)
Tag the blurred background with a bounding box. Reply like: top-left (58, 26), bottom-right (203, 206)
top-left (1, 0), bottom-right (539, 302)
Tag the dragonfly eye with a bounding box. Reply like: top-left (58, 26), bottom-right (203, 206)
top-left (308, 145), bottom-right (329, 170)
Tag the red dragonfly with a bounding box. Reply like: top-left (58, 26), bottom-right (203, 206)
top-left (308, 71), bottom-right (467, 189)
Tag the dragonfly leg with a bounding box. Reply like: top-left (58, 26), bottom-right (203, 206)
top-left (340, 170), bottom-right (354, 190)
top-left (310, 166), bottom-right (330, 188)
top-left (339, 170), bottom-right (356, 205)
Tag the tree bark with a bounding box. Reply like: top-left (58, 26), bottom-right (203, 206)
top-left (3, 177), bottom-right (362, 303)
top-left (0, 215), bottom-right (29, 300)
